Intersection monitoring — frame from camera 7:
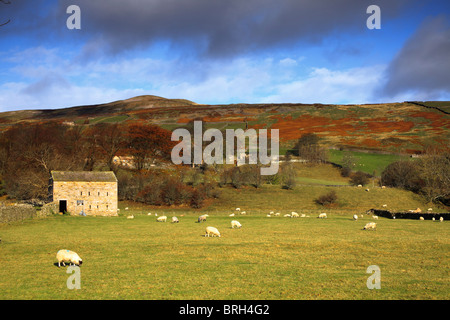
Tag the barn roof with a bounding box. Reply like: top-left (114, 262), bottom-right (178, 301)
top-left (51, 171), bottom-right (117, 182)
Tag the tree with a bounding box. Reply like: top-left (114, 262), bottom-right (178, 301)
top-left (294, 133), bottom-right (327, 164)
top-left (90, 123), bottom-right (126, 172)
top-left (125, 123), bottom-right (174, 171)
top-left (349, 171), bottom-right (371, 186)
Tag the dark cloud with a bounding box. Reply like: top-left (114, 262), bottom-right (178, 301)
top-left (21, 72), bottom-right (70, 96)
top-left (50, 0), bottom-right (409, 58)
top-left (377, 15), bottom-right (450, 99)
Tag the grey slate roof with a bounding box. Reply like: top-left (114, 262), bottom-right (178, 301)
top-left (51, 171), bottom-right (117, 182)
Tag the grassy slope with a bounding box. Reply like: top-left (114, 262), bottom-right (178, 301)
top-left (0, 212), bottom-right (448, 300)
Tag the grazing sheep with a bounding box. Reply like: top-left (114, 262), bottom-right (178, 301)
top-left (231, 220), bottom-right (242, 229)
top-left (363, 222), bottom-right (377, 230)
top-left (172, 216), bottom-right (179, 223)
top-left (269, 211), bottom-right (274, 215)
top-left (428, 208), bottom-right (433, 212)
top-left (125, 207), bottom-right (129, 210)
top-left (205, 226), bottom-right (221, 237)
top-left (240, 211), bottom-right (246, 215)
top-left (157, 215), bottom-right (167, 222)
top-left (357, 184), bottom-right (362, 188)
top-left (291, 212), bottom-right (299, 218)
top-left (408, 208), bottom-right (422, 213)
top-left (147, 212), bottom-right (152, 216)
top-left (381, 186), bottom-right (386, 189)
top-left (432, 217), bottom-right (435, 221)
top-left (318, 213), bottom-right (327, 219)
top-left (353, 214), bottom-right (358, 221)
top-left (56, 249), bottom-right (83, 268)
top-left (127, 215), bottom-right (134, 219)
top-left (419, 216), bottom-right (424, 221)
top-left (365, 188), bottom-right (370, 192)
top-left (440, 217), bottom-right (444, 222)
top-left (266, 214), bottom-right (271, 217)
top-left (301, 213), bottom-right (306, 218)
top-left (198, 214), bottom-right (209, 223)
top-left (229, 213), bottom-right (235, 217)
top-left (284, 214), bottom-right (291, 218)
top-left (235, 208), bottom-right (240, 212)
top-left (274, 212), bottom-right (280, 216)
top-left (373, 215), bottom-right (379, 220)
top-left (382, 204), bottom-right (387, 208)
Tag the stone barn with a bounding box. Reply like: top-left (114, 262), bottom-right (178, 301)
top-left (49, 171), bottom-right (118, 216)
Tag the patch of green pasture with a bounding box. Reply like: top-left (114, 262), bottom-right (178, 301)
top-left (0, 213), bottom-right (448, 299)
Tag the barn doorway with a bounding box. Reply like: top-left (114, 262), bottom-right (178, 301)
top-left (59, 200), bottom-right (67, 214)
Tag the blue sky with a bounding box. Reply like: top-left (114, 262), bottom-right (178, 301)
top-left (0, 0), bottom-right (449, 111)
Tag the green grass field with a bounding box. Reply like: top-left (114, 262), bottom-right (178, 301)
top-left (0, 212), bottom-right (448, 300)
top-left (328, 150), bottom-right (413, 175)
top-left (1, 178), bottom-right (448, 300)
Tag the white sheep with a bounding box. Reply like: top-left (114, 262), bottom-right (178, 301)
top-left (373, 215), bottom-right (379, 220)
top-left (353, 214), bottom-right (358, 220)
top-left (381, 186), bottom-right (386, 189)
top-left (432, 217), bottom-right (435, 221)
top-left (419, 216), bottom-right (424, 221)
top-left (427, 208), bottom-right (433, 212)
top-left (318, 213), bottom-right (327, 219)
top-left (284, 214), bottom-right (291, 218)
top-left (147, 212), bottom-right (152, 216)
top-left (300, 213), bottom-right (306, 218)
top-left (127, 215), bottom-right (134, 219)
top-left (365, 188), bottom-right (370, 192)
top-left (56, 249), bottom-right (83, 268)
top-left (291, 212), bottom-right (299, 218)
top-left (440, 217), bottom-right (444, 222)
top-left (172, 216), bottom-right (179, 223)
top-left (240, 211), bottom-right (246, 215)
top-left (231, 220), bottom-right (242, 229)
top-left (408, 208), bottom-right (422, 213)
top-left (357, 184), bottom-right (362, 188)
top-left (382, 204), bottom-right (387, 208)
top-left (269, 211), bottom-right (274, 215)
top-left (205, 226), bottom-right (221, 237)
top-left (266, 214), bottom-right (271, 217)
top-left (125, 207), bottom-right (129, 210)
top-left (363, 222), bottom-right (377, 230)
top-left (229, 213), bottom-right (235, 217)
top-left (235, 208), bottom-right (240, 211)
top-left (274, 212), bottom-right (280, 216)
top-left (157, 215), bottom-right (167, 222)
top-left (198, 214), bottom-right (209, 223)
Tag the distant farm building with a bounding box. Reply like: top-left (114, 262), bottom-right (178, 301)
top-left (49, 171), bottom-right (118, 216)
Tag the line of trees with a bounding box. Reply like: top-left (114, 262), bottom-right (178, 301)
top-left (0, 121), bottom-right (175, 201)
top-left (381, 147), bottom-right (450, 206)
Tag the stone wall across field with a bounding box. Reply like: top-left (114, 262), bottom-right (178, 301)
top-left (367, 209), bottom-right (450, 220)
top-left (0, 202), bottom-right (57, 223)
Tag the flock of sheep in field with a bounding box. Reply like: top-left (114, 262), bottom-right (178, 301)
top-left (123, 205), bottom-right (391, 238)
top-left (55, 204), bottom-right (445, 268)
top-left (121, 205), bottom-right (446, 238)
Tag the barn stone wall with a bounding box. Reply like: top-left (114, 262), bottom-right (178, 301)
top-left (53, 181), bottom-right (118, 216)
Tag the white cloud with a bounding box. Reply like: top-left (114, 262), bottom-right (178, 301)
top-left (0, 45), bottom-right (390, 111)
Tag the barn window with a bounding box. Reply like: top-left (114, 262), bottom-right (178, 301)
top-left (89, 205), bottom-right (91, 209)
top-left (98, 192), bottom-right (100, 196)
top-left (88, 191), bottom-right (90, 196)
top-left (107, 192), bottom-right (109, 196)
top-left (77, 200), bottom-right (84, 206)
top-left (80, 191), bottom-right (82, 196)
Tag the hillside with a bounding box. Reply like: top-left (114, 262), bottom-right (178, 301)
top-left (0, 96), bottom-right (448, 154)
